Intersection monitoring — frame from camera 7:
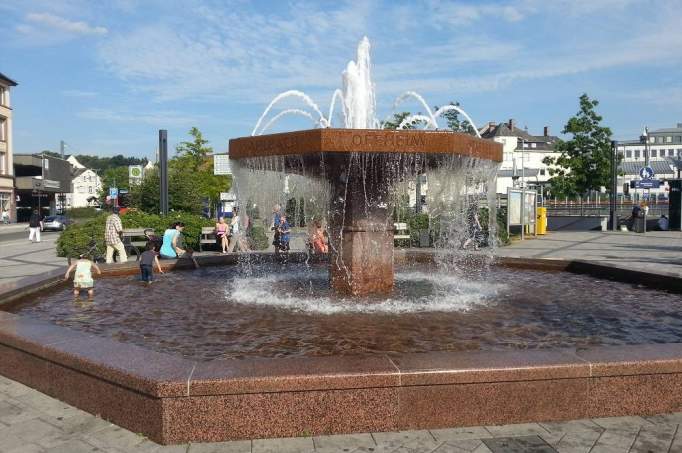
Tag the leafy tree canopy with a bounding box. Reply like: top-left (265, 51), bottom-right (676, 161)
top-left (543, 93), bottom-right (615, 198)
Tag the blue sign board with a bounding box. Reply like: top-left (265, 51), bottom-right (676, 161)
top-left (639, 166), bottom-right (655, 180)
top-left (109, 187), bottom-right (119, 198)
top-left (631, 179), bottom-right (661, 189)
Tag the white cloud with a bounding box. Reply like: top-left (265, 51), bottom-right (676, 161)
top-left (78, 108), bottom-right (202, 126)
top-left (24, 12), bottom-right (107, 35)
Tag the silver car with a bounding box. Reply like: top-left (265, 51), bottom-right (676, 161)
top-left (42, 215), bottom-right (73, 231)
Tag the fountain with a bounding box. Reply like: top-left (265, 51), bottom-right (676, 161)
top-left (230, 37), bottom-right (502, 296)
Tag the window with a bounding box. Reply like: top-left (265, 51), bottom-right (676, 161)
top-left (0, 117), bottom-right (6, 141)
top-left (540, 169), bottom-right (546, 176)
top-left (675, 136), bottom-right (682, 144)
top-left (531, 143), bottom-right (537, 148)
top-left (651, 149), bottom-right (657, 158)
top-left (670, 149), bottom-right (675, 156)
top-left (626, 150), bottom-right (632, 158)
top-left (0, 152), bottom-right (5, 175)
top-left (523, 142), bottom-right (529, 148)
top-left (656, 136), bottom-right (663, 144)
top-left (650, 137), bottom-right (655, 144)
top-left (678, 149), bottom-right (682, 156)
top-left (635, 150), bottom-right (640, 158)
top-left (43, 159), bottom-right (49, 170)
top-left (88, 186), bottom-right (93, 194)
top-left (666, 136), bottom-right (673, 143)
top-left (0, 87), bottom-right (5, 106)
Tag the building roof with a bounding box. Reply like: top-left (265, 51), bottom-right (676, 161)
top-left (649, 124), bottom-right (682, 134)
top-left (480, 122), bottom-right (559, 151)
top-left (0, 72), bottom-right (18, 86)
top-left (618, 161), bottom-right (674, 175)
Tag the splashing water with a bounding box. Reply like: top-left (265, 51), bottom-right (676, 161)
top-left (251, 36), bottom-right (479, 134)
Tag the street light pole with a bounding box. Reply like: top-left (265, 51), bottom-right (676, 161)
top-left (610, 140), bottom-right (618, 231)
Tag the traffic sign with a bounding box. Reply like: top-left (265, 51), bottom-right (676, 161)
top-left (630, 179), bottom-right (661, 189)
top-left (639, 166), bottom-right (655, 180)
top-left (109, 187), bottom-right (119, 198)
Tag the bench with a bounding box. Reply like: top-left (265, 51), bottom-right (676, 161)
top-left (394, 222), bottom-right (410, 243)
top-left (121, 228), bottom-right (154, 261)
top-left (199, 227), bottom-right (217, 252)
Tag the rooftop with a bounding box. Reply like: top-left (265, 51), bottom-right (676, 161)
top-left (0, 72), bottom-right (18, 87)
top-left (480, 120), bottom-right (559, 151)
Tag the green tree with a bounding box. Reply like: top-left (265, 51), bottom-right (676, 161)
top-left (543, 94), bottom-right (614, 198)
top-left (383, 112), bottom-right (425, 130)
top-left (433, 101), bottom-right (476, 134)
top-left (176, 127), bottom-right (212, 170)
top-left (100, 166), bottom-right (130, 200)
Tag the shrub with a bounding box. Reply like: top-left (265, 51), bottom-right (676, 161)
top-left (56, 211), bottom-right (214, 257)
top-left (248, 225), bottom-right (269, 250)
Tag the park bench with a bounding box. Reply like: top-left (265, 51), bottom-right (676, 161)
top-left (393, 222), bottom-right (410, 244)
top-left (199, 227), bottom-right (217, 252)
top-left (121, 228), bottom-right (153, 261)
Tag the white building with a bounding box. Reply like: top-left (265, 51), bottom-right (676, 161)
top-left (64, 156), bottom-right (102, 208)
top-left (479, 119), bottom-right (560, 195)
top-left (0, 72), bottom-right (17, 221)
top-left (615, 123), bottom-right (682, 199)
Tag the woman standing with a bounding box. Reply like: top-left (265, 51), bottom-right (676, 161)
top-left (215, 216), bottom-right (229, 254)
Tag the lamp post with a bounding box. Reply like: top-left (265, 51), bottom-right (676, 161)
top-left (610, 141), bottom-right (618, 231)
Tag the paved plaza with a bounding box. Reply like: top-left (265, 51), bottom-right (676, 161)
top-left (1, 373), bottom-right (682, 453)
top-left (1, 228), bottom-right (682, 451)
top-left (497, 230), bottom-right (682, 277)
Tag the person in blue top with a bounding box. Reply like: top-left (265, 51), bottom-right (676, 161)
top-left (278, 214), bottom-right (291, 252)
top-left (160, 222), bottom-right (199, 268)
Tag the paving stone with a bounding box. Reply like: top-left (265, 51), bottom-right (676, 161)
top-left (83, 425), bottom-right (147, 451)
top-left (42, 411), bottom-right (112, 437)
top-left (435, 439), bottom-right (485, 452)
top-left (471, 444), bottom-right (493, 453)
top-left (430, 427), bottom-right (492, 442)
top-left (644, 411), bottom-right (682, 426)
top-left (0, 431), bottom-right (30, 453)
top-left (252, 436), bottom-right (314, 453)
top-left (485, 423), bottom-right (550, 438)
top-left (14, 391), bottom-right (83, 419)
top-left (4, 443), bottom-right (45, 453)
top-left (189, 440), bottom-right (251, 452)
top-left (372, 430), bottom-right (439, 451)
top-left (629, 424), bottom-right (677, 453)
top-left (483, 436), bottom-right (557, 452)
top-left (0, 381), bottom-right (32, 398)
top-left (313, 433), bottom-right (374, 450)
top-left (590, 416), bottom-right (651, 433)
top-left (46, 439), bottom-right (101, 453)
top-left (552, 429), bottom-right (601, 453)
top-left (588, 430), bottom-right (638, 453)
top-left (539, 419), bottom-right (603, 435)
top-left (670, 427), bottom-right (682, 453)
top-left (0, 400), bottom-right (41, 426)
top-left (0, 417), bottom-right (63, 448)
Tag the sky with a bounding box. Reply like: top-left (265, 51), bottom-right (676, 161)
top-left (1, 0), bottom-right (681, 160)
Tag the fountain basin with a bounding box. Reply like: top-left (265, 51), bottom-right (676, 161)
top-left (1, 254), bottom-right (682, 444)
top-left (230, 129), bottom-right (502, 295)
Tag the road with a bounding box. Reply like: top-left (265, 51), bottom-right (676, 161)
top-left (0, 224), bottom-right (68, 289)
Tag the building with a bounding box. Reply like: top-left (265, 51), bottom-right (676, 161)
top-left (0, 72), bottom-right (18, 221)
top-left (65, 167), bottom-right (101, 209)
top-left (67, 155), bottom-right (85, 169)
top-left (479, 119), bottom-right (560, 195)
top-left (14, 154), bottom-right (72, 222)
top-left (615, 123), bottom-right (682, 199)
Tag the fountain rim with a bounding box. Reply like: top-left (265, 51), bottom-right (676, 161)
top-left (228, 128), bottom-right (502, 162)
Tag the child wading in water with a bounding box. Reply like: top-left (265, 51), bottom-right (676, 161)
top-left (140, 241), bottom-right (164, 284)
top-left (64, 254), bottom-right (102, 299)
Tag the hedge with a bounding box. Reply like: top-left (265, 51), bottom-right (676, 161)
top-left (56, 210), bottom-right (269, 258)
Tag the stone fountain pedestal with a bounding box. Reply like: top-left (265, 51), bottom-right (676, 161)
top-left (229, 128), bottom-right (502, 296)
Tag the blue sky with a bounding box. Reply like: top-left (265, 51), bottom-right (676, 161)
top-left (1, 0), bottom-right (681, 159)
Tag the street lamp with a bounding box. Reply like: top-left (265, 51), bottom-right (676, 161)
top-left (640, 126), bottom-right (650, 167)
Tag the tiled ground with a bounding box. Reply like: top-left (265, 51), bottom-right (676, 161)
top-left (1, 375), bottom-right (682, 453)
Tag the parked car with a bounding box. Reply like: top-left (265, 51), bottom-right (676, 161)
top-left (42, 215), bottom-right (73, 231)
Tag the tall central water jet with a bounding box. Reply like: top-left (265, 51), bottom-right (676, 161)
top-left (230, 38), bottom-right (502, 296)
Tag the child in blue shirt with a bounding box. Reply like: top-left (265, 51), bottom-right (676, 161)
top-left (278, 215), bottom-right (291, 251)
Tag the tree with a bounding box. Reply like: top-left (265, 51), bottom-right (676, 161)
top-left (543, 94), bottom-right (615, 198)
top-left (383, 112), bottom-right (425, 130)
top-left (129, 127), bottom-right (231, 215)
top-left (433, 101), bottom-right (476, 134)
top-left (100, 166), bottom-right (130, 200)
top-left (176, 127), bottom-right (212, 170)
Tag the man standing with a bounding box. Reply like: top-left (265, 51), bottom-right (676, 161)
top-left (105, 207), bottom-right (127, 264)
top-left (28, 209), bottom-right (43, 243)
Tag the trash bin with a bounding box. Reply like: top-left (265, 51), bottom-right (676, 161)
top-left (633, 213), bottom-right (647, 233)
top-left (419, 230), bottom-right (430, 247)
top-left (537, 207), bottom-right (547, 235)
